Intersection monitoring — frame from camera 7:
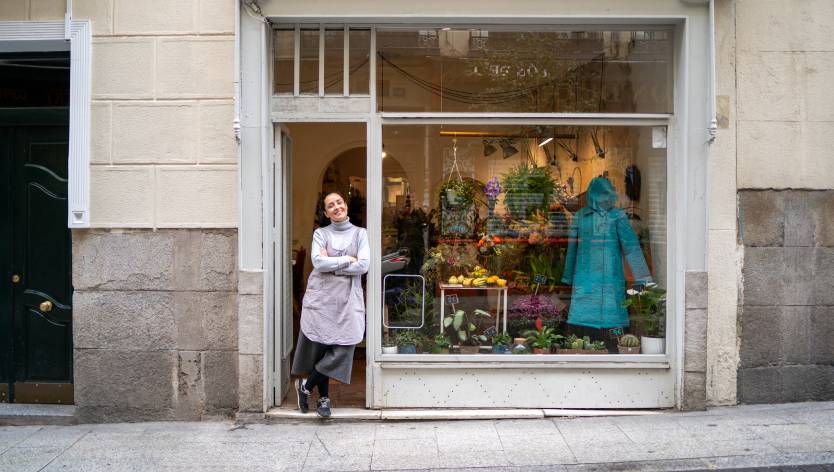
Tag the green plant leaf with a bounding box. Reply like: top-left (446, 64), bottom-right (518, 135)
top-left (443, 316), bottom-right (453, 328)
top-left (458, 330), bottom-right (467, 342)
top-left (452, 311), bottom-right (464, 330)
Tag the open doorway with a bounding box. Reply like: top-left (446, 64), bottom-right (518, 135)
top-left (279, 122), bottom-right (367, 409)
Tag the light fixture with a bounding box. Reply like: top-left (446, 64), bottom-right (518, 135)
top-left (538, 137), bottom-right (554, 147)
top-left (483, 139), bottom-right (497, 156)
top-left (500, 140), bottom-right (518, 159)
top-left (381, 144), bottom-right (387, 159)
top-left (591, 129), bottom-right (606, 159)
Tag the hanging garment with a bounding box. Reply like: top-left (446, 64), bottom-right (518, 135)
top-left (561, 177), bottom-right (652, 329)
top-left (625, 165), bottom-right (641, 201)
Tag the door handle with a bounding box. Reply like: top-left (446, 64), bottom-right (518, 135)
top-left (11, 274), bottom-right (20, 284)
top-left (39, 301), bottom-right (53, 312)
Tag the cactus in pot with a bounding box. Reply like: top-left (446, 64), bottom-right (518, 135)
top-left (617, 334), bottom-right (641, 354)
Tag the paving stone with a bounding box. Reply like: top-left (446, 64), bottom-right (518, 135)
top-left (494, 419), bottom-right (559, 437)
top-left (738, 191), bottom-right (785, 247)
top-left (748, 423), bottom-right (834, 454)
top-left (0, 446), bottom-right (65, 472)
top-left (13, 425), bottom-right (91, 448)
top-left (375, 422), bottom-right (436, 440)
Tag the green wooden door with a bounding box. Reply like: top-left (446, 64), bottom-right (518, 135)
top-left (1, 109), bottom-right (73, 404)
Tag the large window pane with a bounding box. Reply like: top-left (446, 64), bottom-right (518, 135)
top-left (324, 28), bottom-right (344, 95)
top-left (299, 27), bottom-right (319, 94)
top-left (381, 124), bottom-right (667, 356)
top-left (377, 28), bottom-right (673, 113)
top-left (273, 29), bottom-right (294, 94)
top-left (349, 28), bottom-right (371, 95)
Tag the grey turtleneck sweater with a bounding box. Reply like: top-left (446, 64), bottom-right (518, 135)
top-left (310, 218), bottom-right (369, 276)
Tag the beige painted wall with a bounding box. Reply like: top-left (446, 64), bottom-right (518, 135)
top-left (1, 0), bottom-right (238, 228)
top-left (734, 0), bottom-right (834, 190)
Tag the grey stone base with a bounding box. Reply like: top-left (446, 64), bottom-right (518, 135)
top-left (71, 229), bottom-right (239, 422)
top-left (737, 190), bottom-right (834, 403)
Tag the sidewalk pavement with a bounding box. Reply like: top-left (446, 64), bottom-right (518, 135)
top-left (1, 402), bottom-right (833, 472)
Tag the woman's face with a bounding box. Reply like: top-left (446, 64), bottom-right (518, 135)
top-left (324, 193), bottom-right (348, 222)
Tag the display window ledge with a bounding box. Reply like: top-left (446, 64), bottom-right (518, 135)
top-left (377, 354), bottom-right (670, 369)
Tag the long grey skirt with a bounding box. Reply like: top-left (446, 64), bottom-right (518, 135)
top-left (291, 332), bottom-right (355, 384)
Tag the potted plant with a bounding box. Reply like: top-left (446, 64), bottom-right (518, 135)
top-left (444, 308), bottom-right (490, 354)
top-left (622, 284), bottom-right (667, 354)
top-left (491, 333), bottom-right (512, 354)
top-left (507, 294), bottom-right (565, 337)
top-left (523, 319), bottom-right (563, 354)
top-left (501, 164), bottom-right (556, 219)
top-left (438, 177), bottom-right (480, 236)
top-left (617, 334), bottom-right (641, 354)
top-left (394, 330), bottom-right (420, 354)
top-left (382, 337), bottom-right (398, 354)
top-left (431, 334), bottom-right (451, 354)
top-left (584, 340), bottom-right (609, 354)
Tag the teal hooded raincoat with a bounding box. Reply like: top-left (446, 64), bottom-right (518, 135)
top-left (560, 177), bottom-right (652, 329)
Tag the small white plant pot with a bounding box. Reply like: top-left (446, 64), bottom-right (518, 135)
top-left (382, 346), bottom-right (398, 354)
top-left (640, 336), bottom-right (665, 354)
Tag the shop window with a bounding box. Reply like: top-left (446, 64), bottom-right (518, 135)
top-left (376, 28), bottom-right (673, 113)
top-left (380, 124), bottom-right (667, 356)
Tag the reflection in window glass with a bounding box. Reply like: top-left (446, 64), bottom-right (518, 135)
top-left (381, 124), bottom-right (667, 356)
top-left (273, 29), bottom-right (294, 94)
top-left (299, 28), bottom-right (319, 94)
top-left (324, 28), bottom-right (344, 95)
top-left (377, 28), bottom-right (673, 113)
top-left (349, 29), bottom-right (371, 95)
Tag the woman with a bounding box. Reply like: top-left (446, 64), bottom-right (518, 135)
top-left (291, 191), bottom-right (369, 417)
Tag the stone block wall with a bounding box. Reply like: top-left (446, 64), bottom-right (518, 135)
top-left (737, 190), bottom-right (834, 403)
top-left (72, 229), bottom-right (238, 422)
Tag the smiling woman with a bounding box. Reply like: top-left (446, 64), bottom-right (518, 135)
top-left (290, 191), bottom-right (370, 417)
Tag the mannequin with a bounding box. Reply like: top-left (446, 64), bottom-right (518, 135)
top-left (561, 177), bottom-right (652, 343)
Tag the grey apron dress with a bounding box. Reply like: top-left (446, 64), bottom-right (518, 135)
top-left (291, 226), bottom-right (364, 384)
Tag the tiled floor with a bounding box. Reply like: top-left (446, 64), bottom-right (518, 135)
top-left (287, 351), bottom-right (366, 409)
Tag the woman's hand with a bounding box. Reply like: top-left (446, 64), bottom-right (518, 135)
top-left (320, 248), bottom-right (328, 257)
top-left (346, 256), bottom-right (358, 264)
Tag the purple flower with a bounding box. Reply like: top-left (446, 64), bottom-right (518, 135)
top-left (485, 177), bottom-right (502, 199)
top-left (508, 295), bottom-right (564, 322)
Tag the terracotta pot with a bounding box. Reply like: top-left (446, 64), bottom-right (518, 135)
top-left (532, 347), bottom-right (550, 354)
top-left (617, 345), bottom-right (641, 354)
top-left (459, 345), bottom-right (480, 355)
